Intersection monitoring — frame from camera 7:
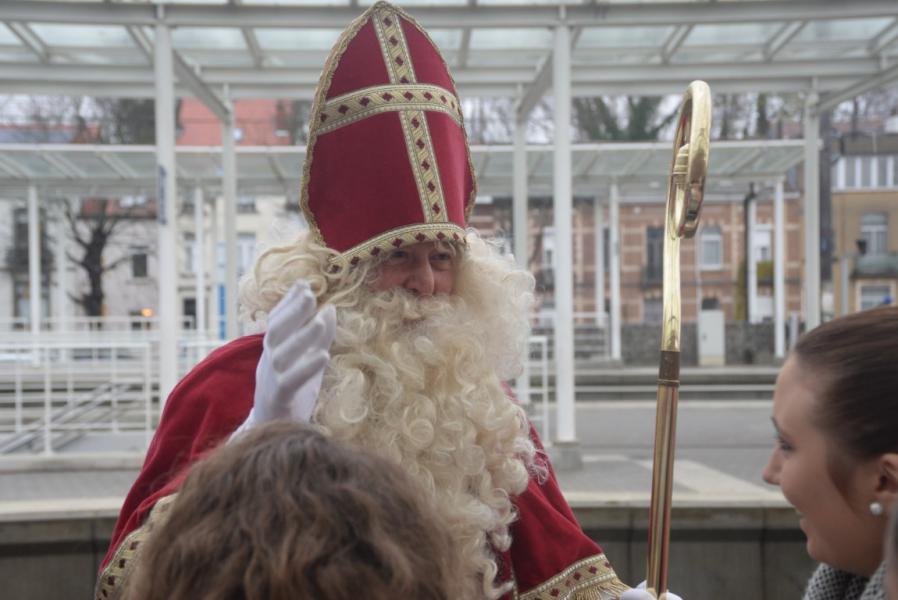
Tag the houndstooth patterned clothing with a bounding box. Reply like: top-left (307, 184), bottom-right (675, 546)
top-left (802, 563), bottom-right (885, 600)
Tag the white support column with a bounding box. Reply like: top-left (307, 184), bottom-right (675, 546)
top-left (513, 118), bottom-right (530, 406)
top-left (552, 23), bottom-right (577, 453)
top-left (593, 197), bottom-right (605, 328)
top-left (774, 180), bottom-right (786, 358)
top-left (803, 94), bottom-right (821, 330)
top-left (194, 185), bottom-right (207, 345)
top-left (155, 19), bottom-right (179, 405)
top-left (887, 156), bottom-right (895, 188)
top-left (747, 196), bottom-right (758, 323)
top-left (53, 208), bottom-right (68, 331)
top-left (609, 181), bottom-right (622, 361)
top-left (222, 96), bottom-right (238, 340)
top-left (209, 195), bottom-right (222, 338)
top-left (27, 185), bottom-right (41, 336)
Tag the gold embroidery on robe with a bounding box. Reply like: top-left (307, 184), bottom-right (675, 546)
top-left (514, 554), bottom-right (630, 600)
top-left (94, 494), bottom-right (177, 600)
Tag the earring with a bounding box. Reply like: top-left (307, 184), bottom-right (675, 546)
top-left (869, 501), bottom-right (883, 516)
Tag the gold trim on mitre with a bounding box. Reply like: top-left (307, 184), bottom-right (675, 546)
top-left (298, 1), bottom-right (477, 263)
top-left (94, 494), bottom-right (178, 600)
top-left (318, 83), bottom-right (463, 135)
top-left (338, 222), bottom-right (468, 266)
top-left (513, 554), bottom-right (630, 600)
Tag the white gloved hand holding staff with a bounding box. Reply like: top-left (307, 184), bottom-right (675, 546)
top-left (231, 280), bottom-right (336, 439)
top-left (620, 581), bottom-right (684, 600)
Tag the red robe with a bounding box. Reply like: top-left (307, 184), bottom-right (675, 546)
top-left (97, 335), bottom-right (627, 600)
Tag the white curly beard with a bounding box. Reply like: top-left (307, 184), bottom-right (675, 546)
top-left (315, 284), bottom-right (537, 599)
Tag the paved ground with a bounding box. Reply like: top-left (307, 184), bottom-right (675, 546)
top-left (0, 399), bottom-right (788, 518)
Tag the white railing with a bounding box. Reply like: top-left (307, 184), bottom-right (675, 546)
top-left (0, 340), bottom-right (154, 454)
top-left (0, 315), bottom-right (196, 333)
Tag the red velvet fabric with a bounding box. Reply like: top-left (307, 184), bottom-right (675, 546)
top-left (325, 20), bottom-right (389, 100)
top-left (307, 112), bottom-right (424, 253)
top-left (101, 336), bottom-right (609, 598)
top-left (303, 4), bottom-right (474, 255)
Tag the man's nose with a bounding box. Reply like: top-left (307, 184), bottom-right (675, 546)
top-left (405, 260), bottom-right (435, 297)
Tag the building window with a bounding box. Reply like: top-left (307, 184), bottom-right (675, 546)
top-left (860, 213), bottom-right (887, 256)
top-left (643, 297), bottom-right (662, 324)
top-left (860, 284), bottom-right (893, 311)
top-left (700, 225), bottom-right (723, 269)
top-left (541, 226), bottom-right (555, 268)
top-left (132, 248), bottom-right (148, 278)
top-left (645, 227), bottom-right (663, 282)
top-left (183, 233), bottom-right (196, 274)
top-left (237, 195), bottom-right (257, 214)
top-left (754, 227), bottom-right (772, 262)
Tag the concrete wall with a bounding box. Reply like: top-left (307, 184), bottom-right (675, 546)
top-left (0, 504), bottom-right (815, 600)
top-left (622, 322), bottom-right (780, 366)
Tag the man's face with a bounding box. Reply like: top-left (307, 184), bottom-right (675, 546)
top-left (372, 241), bottom-right (455, 297)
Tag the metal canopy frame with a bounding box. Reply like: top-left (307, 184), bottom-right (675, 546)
top-left (0, 139), bottom-right (805, 198)
top-left (0, 1), bottom-right (896, 101)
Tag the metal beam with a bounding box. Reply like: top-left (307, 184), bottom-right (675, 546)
top-left (96, 152), bottom-right (139, 179)
top-left (868, 17), bottom-right (898, 55)
top-left (0, 153), bottom-right (31, 178)
top-left (267, 156), bottom-right (287, 188)
top-left (515, 28), bottom-right (581, 121)
top-left (128, 25), bottom-right (231, 122)
top-left (660, 24), bottom-right (692, 64)
top-left (41, 152), bottom-right (86, 179)
top-left (458, 28), bottom-right (472, 69)
top-left (0, 58), bottom-right (881, 99)
top-left (6, 22), bottom-right (49, 63)
top-left (3, 1), bottom-right (897, 29)
top-left (242, 28), bottom-right (265, 69)
top-left (763, 21), bottom-right (806, 61)
top-left (818, 61), bottom-right (898, 112)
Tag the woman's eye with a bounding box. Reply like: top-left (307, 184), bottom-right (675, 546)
top-left (775, 435), bottom-right (793, 453)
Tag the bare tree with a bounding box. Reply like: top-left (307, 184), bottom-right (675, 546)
top-left (573, 95), bottom-right (678, 141)
top-left (64, 198), bottom-right (155, 317)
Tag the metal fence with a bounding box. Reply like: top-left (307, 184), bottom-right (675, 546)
top-left (0, 340), bottom-right (154, 454)
top-left (0, 327), bottom-right (554, 454)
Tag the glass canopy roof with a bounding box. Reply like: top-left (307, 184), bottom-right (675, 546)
top-left (0, 0), bottom-right (895, 100)
top-left (0, 140), bottom-right (805, 199)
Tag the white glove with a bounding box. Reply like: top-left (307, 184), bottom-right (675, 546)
top-left (231, 280), bottom-right (336, 440)
top-left (620, 581), bottom-right (683, 600)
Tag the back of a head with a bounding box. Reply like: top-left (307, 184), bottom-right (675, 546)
top-left (129, 421), bottom-right (459, 600)
top-left (793, 306), bottom-right (898, 462)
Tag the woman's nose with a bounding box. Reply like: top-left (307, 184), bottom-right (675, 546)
top-left (761, 450), bottom-right (781, 486)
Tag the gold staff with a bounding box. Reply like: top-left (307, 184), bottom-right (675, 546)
top-left (645, 80), bottom-right (712, 599)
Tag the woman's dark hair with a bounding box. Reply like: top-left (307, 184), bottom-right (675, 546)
top-left (128, 420), bottom-right (460, 600)
top-left (794, 306), bottom-right (898, 464)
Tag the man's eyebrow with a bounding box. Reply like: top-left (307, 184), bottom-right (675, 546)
top-left (770, 416), bottom-right (784, 436)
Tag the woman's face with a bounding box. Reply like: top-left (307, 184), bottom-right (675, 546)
top-left (762, 356), bottom-right (884, 577)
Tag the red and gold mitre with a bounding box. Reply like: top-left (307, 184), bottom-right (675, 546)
top-left (300, 1), bottom-right (476, 265)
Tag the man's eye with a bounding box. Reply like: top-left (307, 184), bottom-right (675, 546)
top-left (386, 251), bottom-right (409, 264)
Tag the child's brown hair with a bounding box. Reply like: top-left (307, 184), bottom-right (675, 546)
top-left (128, 420), bottom-right (461, 600)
